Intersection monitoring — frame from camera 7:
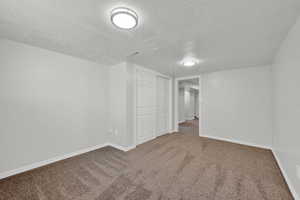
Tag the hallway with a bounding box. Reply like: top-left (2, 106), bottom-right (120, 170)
top-left (178, 119), bottom-right (199, 136)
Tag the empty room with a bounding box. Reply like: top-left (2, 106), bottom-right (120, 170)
top-left (0, 0), bottom-right (299, 200)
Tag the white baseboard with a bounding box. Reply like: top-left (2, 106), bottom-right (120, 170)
top-left (0, 142), bottom-right (137, 180)
top-left (201, 134), bottom-right (270, 149)
top-left (106, 143), bottom-right (136, 152)
top-left (272, 151), bottom-right (299, 200)
top-left (0, 143), bottom-right (107, 180)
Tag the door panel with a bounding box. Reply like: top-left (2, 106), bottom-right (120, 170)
top-left (136, 69), bottom-right (156, 145)
top-left (157, 77), bottom-right (169, 136)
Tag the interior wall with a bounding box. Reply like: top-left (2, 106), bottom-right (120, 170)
top-left (0, 39), bottom-right (109, 174)
top-left (201, 66), bottom-right (272, 148)
top-left (178, 88), bottom-right (185, 122)
top-left (195, 91), bottom-right (199, 117)
top-left (108, 63), bottom-right (127, 147)
top-left (272, 15), bottom-right (300, 198)
top-left (108, 62), bottom-right (135, 148)
top-left (126, 63), bottom-right (136, 147)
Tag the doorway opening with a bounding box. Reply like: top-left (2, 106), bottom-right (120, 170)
top-left (175, 77), bottom-right (201, 136)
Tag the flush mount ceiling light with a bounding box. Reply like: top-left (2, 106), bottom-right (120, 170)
top-left (180, 57), bottom-right (202, 67)
top-left (182, 60), bottom-right (197, 67)
top-left (111, 7), bottom-right (138, 30)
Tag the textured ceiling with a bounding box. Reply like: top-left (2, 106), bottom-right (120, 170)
top-left (0, 0), bottom-right (299, 77)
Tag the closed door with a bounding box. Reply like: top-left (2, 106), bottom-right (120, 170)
top-left (157, 76), bottom-right (169, 136)
top-left (136, 69), bottom-right (156, 145)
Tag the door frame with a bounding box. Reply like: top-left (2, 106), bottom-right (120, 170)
top-left (133, 65), bottom-right (173, 147)
top-left (174, 75), bottom-right (202, 136)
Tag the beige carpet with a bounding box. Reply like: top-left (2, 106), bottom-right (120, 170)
top-left (179, 119), bottom-right (199, 136)
top-left (0, 133), bottom-right (293, 200)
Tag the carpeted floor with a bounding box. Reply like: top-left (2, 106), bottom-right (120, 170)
top-left (0, 133), bottom-right (293, 200)
top-left (179, 119), bottom-right (199, 136)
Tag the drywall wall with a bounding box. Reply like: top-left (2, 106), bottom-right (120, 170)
top-left (201, 66), bottom-right (272, 148)
top-left (0, 39), bottom-right (109, 174)
top-left (178, 88), bottom-right (185, 122)
top-left (108, 62), bottom-right (135, 148)
top-left (272, 15), bottom-right (300, 199)
top-left (108, 63), bottom-right (127, 147)
top-left (126, 63), bottom-right (136, 147)
top-left (195, 91), bottom-right (199, 117)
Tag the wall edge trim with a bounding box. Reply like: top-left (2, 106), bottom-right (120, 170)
top-left (0, 142), bottom-right (137, 180)
top-left (106, 143), bottom-right (136, 152)
top-left (201, 134), bottom-right (271, 149)
top-left (272, 150), bottom-right (300, 200)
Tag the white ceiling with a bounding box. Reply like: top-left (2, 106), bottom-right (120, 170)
top-left (0, 0), bottom-right (299, 77)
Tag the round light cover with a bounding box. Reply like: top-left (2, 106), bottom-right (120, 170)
top-left (111, 7), bottom-right (138, 29)
top-left (183, 60), bottom-right (196, 67)
top-left (181, 57), bottom-right (201, 67)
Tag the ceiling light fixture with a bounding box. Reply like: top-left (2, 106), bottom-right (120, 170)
top-left (182, 60), bottom-right (197, 67)
top-left (111, 7), bottom-right (138, 30)
top-left (180, 57), bottom-right (202, 67)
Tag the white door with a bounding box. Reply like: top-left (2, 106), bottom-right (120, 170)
top-left (157, 76), bottom-right (169, 136)
top-left (136, 69), bottom-right (156, 145)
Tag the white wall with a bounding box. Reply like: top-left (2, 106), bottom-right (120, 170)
top-left (108, 63), bottom-right (127, 147)
top-left (195, 91), bottom-right (199, 117)
top-left (272, 15), bottom-right (300, 199)
top-left (178, 88), bottom-right (185, 122)
top-left (126, 63), bottom-right (136, 147)
top-left (0, 39), bottom-right (109, 174)
top-left (108, 62), bottom-right (135, 148)
top-left (201, 66), bottom-right (272, 148)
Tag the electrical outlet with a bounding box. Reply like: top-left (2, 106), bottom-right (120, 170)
top-left (297, 165), bottom-right (300, 179)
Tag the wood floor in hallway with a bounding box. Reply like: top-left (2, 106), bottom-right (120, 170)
top-left (0, 133), bottom-right (293, 200)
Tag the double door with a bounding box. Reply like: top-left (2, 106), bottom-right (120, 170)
top-left (136, 69), bottom-right (169, 145)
